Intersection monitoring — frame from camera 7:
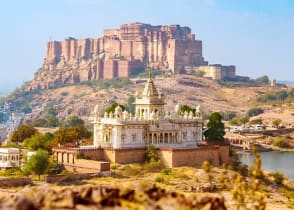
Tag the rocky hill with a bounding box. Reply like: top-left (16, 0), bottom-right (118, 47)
top-left (7, 74), bottom-right (284, 125)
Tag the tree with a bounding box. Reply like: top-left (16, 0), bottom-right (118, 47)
top-left (273, 137), bottom-right (291, 148)
top-left (126, 96), bottom-right (136, 115)
top-left (204, 112), bottom-right (225, 141)
top-left (64, 115), bottom-right (84, 128)
top-left (229, 117), bottom-right (240, 126)
top-left (180, 104), bottom-right (196, 114)
top-left (256, 75), bottom-right (269, 84)
top-left (10, 125), bottom-right (38, 143)
top-left (70, 125), bottom-right (92, 141)
top-left (43, 104), bottom-right (57, 117)
top-left (103, 103), bottom-right (125, 115)
top-left (52, 125), bottom-right (92, 146)
top-left (31, 118), bottom-right (48, 127)
top-left (272, 118), bottom-right (282, 128)
top-left (240, 116), bottom-right (249, 126)
top-left (23, 149), bottom-right (49, 180)
top-left (23, 133), bottom-right (51, 151)
top-left (250, 118), bottom-right (263, 125)
top-left (47, 116), bottom-right (59, 127)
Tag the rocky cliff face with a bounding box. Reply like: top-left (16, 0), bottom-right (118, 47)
top-left (26, 23), bottom-right (207, 90)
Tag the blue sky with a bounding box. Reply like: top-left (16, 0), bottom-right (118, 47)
top-left (0, 0), bottom-right (293, 93)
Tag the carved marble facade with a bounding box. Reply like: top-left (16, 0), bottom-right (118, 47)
top-left (92, 73), bottom-right (203, 149)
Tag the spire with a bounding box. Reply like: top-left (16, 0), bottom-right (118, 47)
top-left (142, 62), bottom-right (159, 97)
top-left (148, 64), bottom-right (152, 80)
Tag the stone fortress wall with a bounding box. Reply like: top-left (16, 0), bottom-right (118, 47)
top-left (27, 22), bottom-right (235, 90)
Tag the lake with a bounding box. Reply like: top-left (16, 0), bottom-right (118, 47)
top-left (240, 151), bottom-right (294, 180)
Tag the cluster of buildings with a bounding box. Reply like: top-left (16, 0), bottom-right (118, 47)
top-left (0, 103), bottom-right (25, 143)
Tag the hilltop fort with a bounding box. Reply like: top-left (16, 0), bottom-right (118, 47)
top-left (27, 22), bottom-right (235, 90)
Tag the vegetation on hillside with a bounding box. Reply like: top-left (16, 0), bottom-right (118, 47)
top-left (31, 103), bottom-right (60, 127)
top-left (246, 107), bottom-right (264, 117)
top-left (257, 89), bottom-right (294, 103)
top-left (219, 111), bottom-right (236, 121)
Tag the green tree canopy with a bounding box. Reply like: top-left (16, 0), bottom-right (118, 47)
top-left (10, 124), bottom-right (38, 143)
top-left (180, 105), bottom-right (196, 114)
top-left (204, 112), bottom-right (225, 141)
top-left (23, 133), bottom-right (51, 151)
top-left (31, 116), bottom-right (59, 128)
top-left (44, 104), bottom-right (58, 117)
top-left (126, 96), bottom-right (136, 115)
top-left (103, 103), bottom-right (125, 115)
top-left (64, 115), bottom-right (84, 128)
top-left (229, 117), bottom-right (240, 126)
top-left (23, 149), bottom-right (49, 180)
top-left (250, 118), bottom-right (263, 125)
top-left (272, 118), bottom-right (282, 128)
top-left (53, 125), bottom-right (92, 146)
top-left (240, 116), bottom-right (249, 126)
top-left (256, 75), bottom-right (269, 84)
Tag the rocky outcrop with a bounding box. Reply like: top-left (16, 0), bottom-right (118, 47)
top-left (0, 185), bottom-right (227, 210)
top-left (26, 23), bottom-right (208, 90)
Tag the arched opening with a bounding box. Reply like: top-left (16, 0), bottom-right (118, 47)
top-left (164, 133), bottom-right (168, 143)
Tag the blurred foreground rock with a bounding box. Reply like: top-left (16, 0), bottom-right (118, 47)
top-left (0, 185), bottom-right (226, 210)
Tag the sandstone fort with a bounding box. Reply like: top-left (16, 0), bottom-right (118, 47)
top-left (28, 22), bottom-right (236, 90)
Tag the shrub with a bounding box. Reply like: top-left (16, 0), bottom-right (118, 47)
top-left (155, 175), bottom-right (165, 183)
top-left (229, 117), bottom-right (240, 126)
top-left (144, 161), bottom-right (163, 173)
top-left (255, 75), bottom-right (269, 84)
top-left (160, 168), bottom-right (172, 175)
top-left (76, 153), bottom-right (91, 159)
top-left (144, 144), bottom-right (159, 163)
top-left (269, 172), bottom-right (285, 185)
top-left (220, 111), bottom-right (236, 121)
top-left (272, 118), bottom-right (282, 128)
top-left (250, 118), bottom-right (263, 125)
top-left (273, 137), bottom-right (291, 148)
top-left (121, 165), bottom-right (142, 177)
top-left (61, 91), bottom-right (69, 96)
top-left (262, 130), bottom-right (273, 136)
top-left (246, 107), bottom-right (264, 117)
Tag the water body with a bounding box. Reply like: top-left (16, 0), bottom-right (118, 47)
top-left (240, 151), bottom-right (294, 180)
